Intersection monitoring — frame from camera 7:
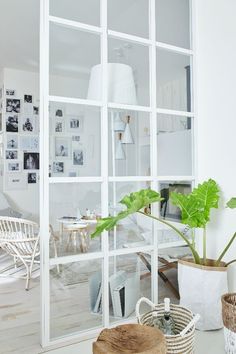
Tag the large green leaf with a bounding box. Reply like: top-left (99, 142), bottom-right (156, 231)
top-left (91, 189), bottom-right (163, 238)
top-left (226, 197), bottom-right (236, 209)
top-left (170, 179), bottom-right (220, 228)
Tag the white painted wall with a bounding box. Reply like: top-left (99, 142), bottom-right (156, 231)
top-left (195, 0), bottom-right (236, 290)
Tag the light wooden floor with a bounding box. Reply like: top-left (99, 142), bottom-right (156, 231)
top-left (0, 261), bottom-right (178, 353)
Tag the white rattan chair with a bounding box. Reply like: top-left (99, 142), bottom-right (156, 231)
top-left (0, 216), bottom-right (40, 290)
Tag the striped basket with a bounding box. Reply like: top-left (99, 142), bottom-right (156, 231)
top-left (222, 293), bottom-right (236, 354)
top-left (136, 297), bottom-right (200, 354)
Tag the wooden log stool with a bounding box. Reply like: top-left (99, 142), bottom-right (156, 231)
top-left (93, 323), bottom-right (166, 354)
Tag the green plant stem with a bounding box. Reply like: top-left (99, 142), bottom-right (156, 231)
top-left (203, 227), bottom-right (207, 265)
top-left (191, 229), bottom-right (195, 249)
top-left (138, 211), bottom-right (201, 264)
top-left (216, 232), bottom-right (236, 266)
top-left (226, 259), bottom-right (236, 267)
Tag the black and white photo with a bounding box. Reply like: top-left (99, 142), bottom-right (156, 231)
top-left (7, 134), bottom-right (18, 149)
top-left (55, 119), bottom-right (64, 133)
top-left (24, 94), bottom-right (32, 103)
top-left (6, 89), bottom-right (15, 96)
top-left (6, 115), bottom-right (18, 132)
top-left (28, 172), bottom-right (37, 184)
top-left (7, 161), bottom-right (21, 172)
top-left (53, 161), bottom-right (64, 174)
top-left (23, 152), bottom-right (40, 170)
top-left (22, 116), bottom-right (36, 132)
top-left (55, 108), bottom-right (64, 118)
top-left (72, 135), bottom-right (80, 142)
top-left (68, 115), bottom-right (83, 132)
top-left (73, 148), bottom-right (84, 166)
top-left (6, 99), bottom-right (20, 113)
top-left (33, 106), bottom-right (39, 115)
top-left (6, 150), bottom-right (18, 159)
top-left (55, 137), bottom-right (70, 158)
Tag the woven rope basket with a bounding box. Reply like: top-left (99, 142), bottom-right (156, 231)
top-left (136, 298), bottom-right (199, 354)
top-left (222, 293), bottom-right (236, 354)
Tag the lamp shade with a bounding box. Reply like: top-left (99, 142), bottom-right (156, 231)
top-left (122, 115), bottom-right (134, 144)
top-left (115, 133), bottom-right (125, 160)
top-left (87, 63), bottom-right (137, 105)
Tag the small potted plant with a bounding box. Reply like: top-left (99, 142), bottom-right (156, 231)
top-left (91, 179), bottom-right (236, 331)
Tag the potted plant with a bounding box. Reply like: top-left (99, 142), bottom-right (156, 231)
top-left (91, 179), bottom-right (236, 330)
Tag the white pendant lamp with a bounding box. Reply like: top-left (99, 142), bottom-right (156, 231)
top-left (113, 111), bottom-right (125, 132)
top-left (87, 63), bottom-right (137, 105)
top-left (122, 115), bottom-right (134, 144)
top-left (115, 133), bottom-right (125, 160)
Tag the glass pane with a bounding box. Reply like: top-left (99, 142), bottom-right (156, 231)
top-left (50, 0), bottom-right (100, 27)
top-left (156, 0), bottom-right (191, 49)
top-left (49, 103), bottom-right (101, 177)
top-left (49, 183), bottom-right (101, 257)
top-left (159, 181), bottom-right (192, 222)
top-left (50, 259), bottom-right (103, 339)
top-left (50, 23), bottom-right (100, 99)
top-left (109, 109), bottom-right (150, 176)
top-left (156, 49), bottom-right (191, 112)
top-left (108, 182), bottom-right (153, 250)
top-left (108, 0), bottom-right (149, 38)
top-left (108, 38), bottom-right (149, 106)
top-left (157, 114), bottom-right (192, 176)
top-left (109, 253), bottom-right (151, 323)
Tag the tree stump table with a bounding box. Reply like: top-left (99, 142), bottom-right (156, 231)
top-left (93, 323), bottom-right (166, 354)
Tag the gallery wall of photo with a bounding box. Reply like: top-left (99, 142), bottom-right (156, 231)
top-left (0, 86), bottom-right (40, 191)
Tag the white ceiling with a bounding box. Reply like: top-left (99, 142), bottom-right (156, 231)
top-left (0, 0), bottom-right (39, 72)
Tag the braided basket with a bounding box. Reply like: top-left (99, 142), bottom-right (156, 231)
top-left (136, 298), bottom-right (199, 354)
top-left (222, 293), bottom-right (236, 354)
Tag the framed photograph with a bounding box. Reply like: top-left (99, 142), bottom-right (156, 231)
top-left (22, 116), bottom-right (38, 133)
top-left (54, 119), bottom-right (64, 133)
top-left (6, 114), bottom-right (18, 132)
top-left (28, 172), bottom-right (37, 184)
top-left (6, 99), bottom-right (20, 113)
top-left (20, 136), bottom-right (39, 151)
top-left (33, 106), bottom-right (39, 115)
top-left (6, 150), bottom-right (18, 160)
top-left (6, 89), bottom-right (15, 96)
top-left (55, 108), bottom-right (64, 118)
top-left (7, 134), bottom-right (18, 149)
top-left (5, 173), bottom-right (27, 191)
top-left (72, 135), bottom-right (80, 142)
top-left (53, 161), bottom-right (64, 174)
top-left (23, 152), bottom-right (40, 170)
top-left (24, 95), bottom-right (32, 103)
top-left (67, 115), bottom-right (84, 132)
top-left (55, 137), bottom-right (70, 158)
top-left (7, 161), bottom-right (21, 172)
top-left (73, 148), bottom-right (84, 166)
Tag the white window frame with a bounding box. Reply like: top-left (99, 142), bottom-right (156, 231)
top-left (40, 0), bottom-right (196, 347)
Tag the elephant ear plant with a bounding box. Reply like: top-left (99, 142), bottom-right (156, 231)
top-left (91, 179), bottom-right (236, 266)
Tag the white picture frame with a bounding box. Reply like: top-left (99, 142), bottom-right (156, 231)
top-left (23, 152), bottom-right (40, 170)
top-left (20, 136), bottom-right (39, 151)
top-left (7, 134), bottom-right (18, 149)
top-left (21, 115), bottom-right (38, 133)
top-left (53, 161), bottom-right (64, 174)
top-left (73, 147), bottom-right (85, 166)
top-left (6, 150), bottom-right (18, 160)
top-left (5, 89), bottom-right (15, 96)
top-left (7, 160), bottom-right (21, 173)
top-left (55, 137), bottom-right (71, 159)
top-left (54, 119), bottom-right (65, 133)
top-left (67, 115), bottom-right (84, 133)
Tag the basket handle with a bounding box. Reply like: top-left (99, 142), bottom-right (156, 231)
top-left (180, 314), bottom-right (200, 337)
top-left (136, 297), bottom-right (156, 322)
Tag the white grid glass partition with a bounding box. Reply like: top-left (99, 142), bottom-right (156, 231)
top-left (40, 0), bottom-right (195, 347)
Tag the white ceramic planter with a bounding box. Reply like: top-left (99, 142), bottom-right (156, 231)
top-left (178, 259), bottom-right (228, 331)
